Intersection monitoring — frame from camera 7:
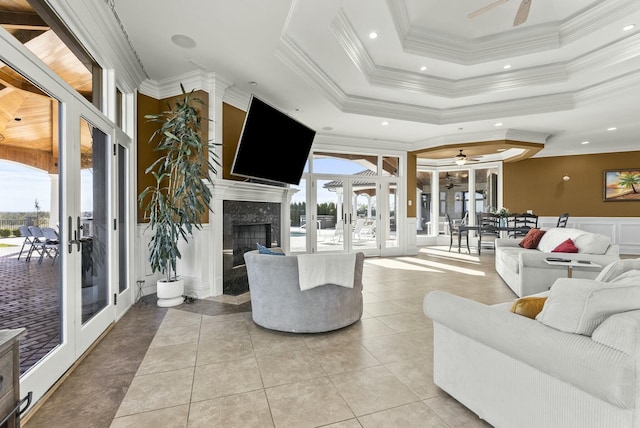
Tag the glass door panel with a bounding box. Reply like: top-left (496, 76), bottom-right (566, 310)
top-left (79, 119), bottom-right (109, 323)
top-left (290, 180), bottom-right (307, 254)
top-left (353, 189), bottom-right (377, 251)
top-left (316, 178), bottom-right (345, 253)
top-left (384, 182), bottom-right (398, 249)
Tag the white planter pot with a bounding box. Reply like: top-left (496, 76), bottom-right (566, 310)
top-left (157, 278), bottom-right (184, 307)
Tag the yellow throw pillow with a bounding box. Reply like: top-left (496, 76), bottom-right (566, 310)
top-left (509, 296), bottom-right (548, 319)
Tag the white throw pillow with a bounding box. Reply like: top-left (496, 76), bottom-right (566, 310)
top-left (536, 278), bottom-right (640, 336)
top-left (574, 233), bottom-right (611, 255)
top-left (537, 228), bottom-right (585, 253)
top-left (596, 259), bottom-right (640, 282)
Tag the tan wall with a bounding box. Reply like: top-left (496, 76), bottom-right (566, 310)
top-left (504, 151), bottom-right (640, 217)
top-left (222, 102), bottom-right (246, 181)
top-left (136, 90), bottom-right (210, 223)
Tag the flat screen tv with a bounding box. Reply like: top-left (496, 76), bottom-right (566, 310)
top-left (231, 95), bottom-right (316, 185)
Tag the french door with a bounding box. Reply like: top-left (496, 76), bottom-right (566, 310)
top-left (12, 86), bottom-right (117, 406)
top-left (310, 176), bottom-right (380, 256)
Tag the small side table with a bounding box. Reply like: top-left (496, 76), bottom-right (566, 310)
top-left (544, 259), bottom-right (602, 278)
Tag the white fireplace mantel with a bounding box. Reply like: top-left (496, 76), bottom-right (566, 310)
top-left (209, 178), bottom-right (295, 297)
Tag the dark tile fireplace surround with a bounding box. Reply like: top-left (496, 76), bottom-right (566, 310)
top-left (223, 200), bottom-right (281, 295)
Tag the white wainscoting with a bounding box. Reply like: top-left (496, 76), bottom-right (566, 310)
top-left (537, 216), bottom-right (640, 255)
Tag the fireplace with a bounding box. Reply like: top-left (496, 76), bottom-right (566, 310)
top-left (222, 200), bottom-right (281, 295)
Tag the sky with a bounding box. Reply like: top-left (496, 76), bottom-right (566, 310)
top-left (0, 161), bottom-right (93, 212)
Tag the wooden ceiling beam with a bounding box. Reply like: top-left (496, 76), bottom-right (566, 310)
top-left (0, 10), bottom-right (49, 30)
top-left (0, 145), bottom-right (57, 174)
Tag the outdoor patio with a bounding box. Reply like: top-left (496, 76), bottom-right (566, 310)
top-left (0, 237), bottom-right (60, 375)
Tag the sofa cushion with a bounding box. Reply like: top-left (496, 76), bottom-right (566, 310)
top-left (574, 233), bottom-right (612, 255)
top-left (510, 296), bottom-right (547, 319)
top-left (519, 228), bottom-right (546, 249)
top-left (536, 278), bottom-right (640, 336)
top-left (596, 258), bottom-right (640, 282)
top-left (551, 238), bottom-right (579, 253)
top-left (537, 228), bottom-right (585, 253)
top-left (592, 310), bottom-right (640, 354)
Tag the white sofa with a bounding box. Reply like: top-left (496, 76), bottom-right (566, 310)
top-left (424, 258), bottom-right (640, 428)
top-left (496, 227), bottom-right (619, 297)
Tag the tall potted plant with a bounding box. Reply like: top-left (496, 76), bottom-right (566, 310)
top-left (139, 84), bottom-right (219, 307)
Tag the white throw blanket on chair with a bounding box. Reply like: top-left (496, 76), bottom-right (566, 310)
top-left (297, 253), bottom-right (356, 291)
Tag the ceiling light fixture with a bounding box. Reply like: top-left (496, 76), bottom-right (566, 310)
top-left (494, 122), bottom-right (503, 127)
top-left (623, 24), bottom-right (635, 31)
top-left (369, 31), bottom-right (378, 39)
top-left (381, 121), bottom-right (389, 126)
top-left (503, 64), bottom-right (512, 69)
top-left (420, 66), bottom-right (427, 71)
top-left (455, 150), bottom-right (468, 166)
top-left (607, 127), bottom-right (617, 131)
top-left (563, 174), bottom-right (571, 182)
top-left (248, 81), bottom-right (257, 86)
top-left (581, 141), bottom-right (590, 145)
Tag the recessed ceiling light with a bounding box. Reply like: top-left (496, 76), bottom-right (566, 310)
top-left (496, 148), bottom-right (506, 152)
top-left (294, 108), bottom-right (301, 112)
top-left (503, 64), bottom-right (512, 70)
top-left (14, 117), bottom-right (21, 121)
top-left (494, 122), bottom-right (503, 127)
top-left (623, 24), bottom-right (635, 31)
top-left (420, 66), bottom-right (427, 71)
top-left (322, 126), bottom-right (333, 131)
top-left (248, 81), bottom-right (257, 86)
top-left (369, 32), bottom-right (378, 39)
top-left (171, 34), bottom-right (197, 49)
top-left (381, 121), bottom-right (389, 126)
top-left (581, 141), bottom-right (590, 145)
top-left (607, 127), bottom-right (617, 131)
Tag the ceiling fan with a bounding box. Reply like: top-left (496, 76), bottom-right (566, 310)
top-left (453, 149), bottom-right (481, 166)
top-left (468, 0), bottom-right (532, 27)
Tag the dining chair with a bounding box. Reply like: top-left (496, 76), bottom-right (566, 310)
top-left (26, 225), bottom-right (46, 262)
top-left (509, 213), bottom-right (538, 238)
top-left (40, 227), bottom-right (60, 265)
top-left (17, 225), bottom-right (35, 260)
top-left (477, 212), bottom-right (500, 253)
top-left (447, 214), bottom-right (470, 253)
top-left (556, 213), bottom-right (569, 228)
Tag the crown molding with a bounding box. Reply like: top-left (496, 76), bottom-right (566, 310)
top-left (385, 0), bottom-right (640, 65)
top-left (50, 0), bottom-right (147, 92)
top-left (313, 133), bottom-right (411, 154)
top-left (276, 35), bottom-right (347, 108)
top-left (568, 32), bottom-right (640, 75)
top-left (278, 31), bottom-right (575, 125)
top-left (138, 70), bottom-right (232, 100)
top-left (411, 129), bottom-right (550, 151)
top-left (560, 0), bottom-right (640, 45)
top-left (331, 10), bottom-right (568, 98)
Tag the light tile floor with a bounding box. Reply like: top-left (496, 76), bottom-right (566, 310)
top-left (26, 246), bottom-right (518, 427)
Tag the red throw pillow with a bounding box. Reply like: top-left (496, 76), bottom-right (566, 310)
top-left (519, 228), bottom-right (546, 249)
top-left (552, 238), bottom-right (579, 253)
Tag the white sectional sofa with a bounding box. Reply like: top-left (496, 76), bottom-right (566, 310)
top-left (424, 259), bottom-right (640, 428)
top-left (495, 227), bottom-right (620, 297)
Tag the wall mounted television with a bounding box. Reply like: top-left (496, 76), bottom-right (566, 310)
top-left (231, 95), bottom-right (316, 185)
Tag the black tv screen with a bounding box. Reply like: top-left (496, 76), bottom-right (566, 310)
top-left (231, 95), bottom-right (316, 185)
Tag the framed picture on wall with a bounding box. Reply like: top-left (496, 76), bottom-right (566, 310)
top-left (603, 169), bottom-right (640, 201)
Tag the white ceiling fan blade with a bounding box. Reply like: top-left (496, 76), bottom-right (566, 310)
top-left (513, 0), bottom-right (532, 26)
top-left (468, 0), bottom-right (509, 19)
